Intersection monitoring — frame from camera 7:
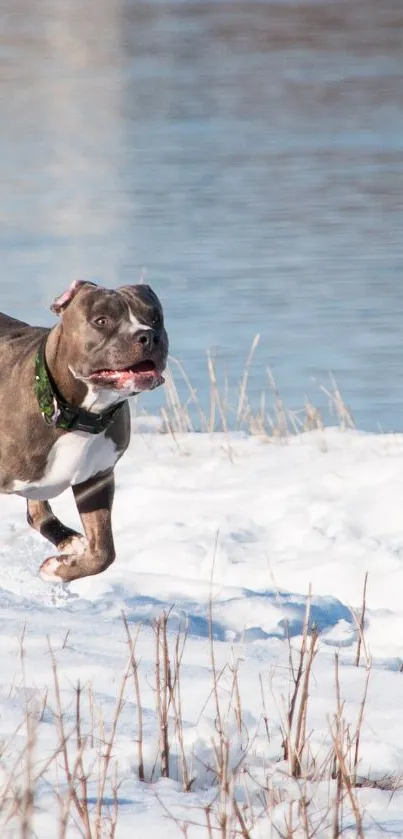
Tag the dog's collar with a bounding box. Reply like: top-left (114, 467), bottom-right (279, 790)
top-left (34, 337), bottom-right (125, 434)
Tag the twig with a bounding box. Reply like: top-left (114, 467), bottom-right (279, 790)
top-left (122, 614), bottom-right (145, 781)
top-left (355, 572), bottom-right (369, 668)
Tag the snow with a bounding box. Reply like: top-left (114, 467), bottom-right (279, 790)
top-left (1, 425), bottom-right (403, 835)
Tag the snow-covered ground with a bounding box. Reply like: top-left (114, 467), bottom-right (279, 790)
top-left (1, 425), bottom-right (403, 836)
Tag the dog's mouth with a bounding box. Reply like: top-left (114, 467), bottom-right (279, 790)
top-left (88, 360), bottom-right (164, 392)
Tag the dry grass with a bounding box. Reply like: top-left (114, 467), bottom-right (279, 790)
top-left (132, 338), bottom-right (355, 438)
top-left (0, 602), bottom-right (393, 838)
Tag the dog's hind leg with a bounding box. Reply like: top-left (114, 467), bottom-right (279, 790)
top-left (27, 499), bottom-right (84, 553)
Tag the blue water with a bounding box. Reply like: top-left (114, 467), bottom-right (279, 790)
top-left (1, 0), bottom-right (402, 430)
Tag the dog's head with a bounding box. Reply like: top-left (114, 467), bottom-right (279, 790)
top-left (51, 280), bottom-right (168, 395)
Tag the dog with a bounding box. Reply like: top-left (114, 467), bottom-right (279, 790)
top-left (0, 280), bottom-right (168, 583)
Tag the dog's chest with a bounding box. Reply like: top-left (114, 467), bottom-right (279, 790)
top-left (11, 431), bottom-right (119, 500)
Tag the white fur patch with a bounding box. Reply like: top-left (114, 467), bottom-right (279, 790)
top-left (68, 366), bottom-right (136, 412)
top-left (119, 313), bottom-right (153, 339)
top-left (129, 313), bottom-right (151, 331)
top-left (60, 535), bottom-right (88, 555)
top-left (11, 431), bottom-right (119, 500)
top-left (79, 382), bottom-right (129, 412)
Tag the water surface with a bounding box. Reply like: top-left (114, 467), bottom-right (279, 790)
top-left (1, 0), bottom-right (402, 429)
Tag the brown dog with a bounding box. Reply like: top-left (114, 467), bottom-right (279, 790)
top-left (0, 280), bottom-right (168, 583)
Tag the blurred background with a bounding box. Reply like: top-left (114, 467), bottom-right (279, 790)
top-left (0, 0), bottom-right (402, 430)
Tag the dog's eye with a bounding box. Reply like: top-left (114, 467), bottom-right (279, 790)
top-left (152, 312), bottom-right (161, 326)
top-left (94, 316), bottom-right (108, 327)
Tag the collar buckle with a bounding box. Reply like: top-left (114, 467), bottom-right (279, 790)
top-left (42, 395), bottom-right (61, 427)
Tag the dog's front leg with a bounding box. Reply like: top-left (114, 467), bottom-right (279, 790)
top-left (27, 499), bottom-right (82, 550)
top-left (39, 471), bottom-right (116, 583)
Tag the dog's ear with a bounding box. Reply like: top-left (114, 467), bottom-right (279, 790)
top-left (118, 284), bottom-right (162, 309)
top-left (51, 280), bottom-right (97, 315)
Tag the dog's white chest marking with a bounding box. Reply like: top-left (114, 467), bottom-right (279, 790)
top-left (80, 383), bottom-right (133, 412)
top-left (11, 432), bottom-right (119, 500)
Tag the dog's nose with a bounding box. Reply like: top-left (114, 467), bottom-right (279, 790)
top-left (134, 329), bottom-right (157, 351)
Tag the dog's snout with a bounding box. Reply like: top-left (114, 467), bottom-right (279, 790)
top-left (134, 329), bottom-right (157, 351)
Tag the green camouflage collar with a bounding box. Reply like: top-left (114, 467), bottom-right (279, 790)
top-left (34, 336), bottom-right (124, 434)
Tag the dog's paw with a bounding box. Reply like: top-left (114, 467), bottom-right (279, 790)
top-left (39, 556), bottom-right (74, 583)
